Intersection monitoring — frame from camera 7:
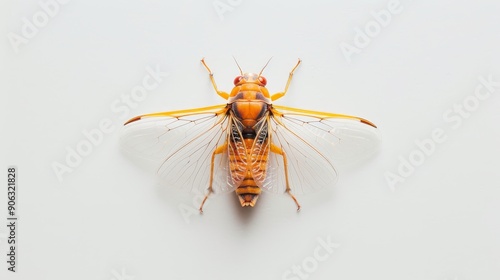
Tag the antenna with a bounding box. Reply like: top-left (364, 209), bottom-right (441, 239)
top-left (258, 57), bottom-right (273, 77)
top-left (232, 56), bottom-right (243, 75)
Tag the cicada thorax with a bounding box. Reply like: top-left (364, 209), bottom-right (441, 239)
top-left (227, 83), bottom-right (272, 207)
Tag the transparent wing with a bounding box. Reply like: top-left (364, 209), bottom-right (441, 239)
top-left (120, 104), bottom-right (238, 195)
top-left (226, 117), bottom-right (248, 187)
top-left (261, 105), bottom-right (380, 195)
top-left (249, 117), bottom-right (272, 187)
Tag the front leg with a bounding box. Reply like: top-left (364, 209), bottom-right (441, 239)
top-left (201, 58), bottom-right (230, 100)
top-left (270, 59), bottom-right (301, 101)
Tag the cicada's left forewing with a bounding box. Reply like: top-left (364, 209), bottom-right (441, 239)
top-left (121, 104), bottom-right (237, 195)
top-left (225, 117), bottom-right (248, 188)
top-left (261, 106), bottom-right (379, 195)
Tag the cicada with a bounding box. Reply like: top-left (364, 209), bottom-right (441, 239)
top-left (122, 58), bottom-right (378, 212)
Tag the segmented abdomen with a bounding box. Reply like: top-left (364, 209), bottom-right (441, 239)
top-left (228, 101), bottom-right (270, 194)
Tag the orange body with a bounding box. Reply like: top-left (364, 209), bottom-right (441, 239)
top-left (228, 75), bottom-right (271, 207)
top-left (123, 58), bottom-right (377, 212)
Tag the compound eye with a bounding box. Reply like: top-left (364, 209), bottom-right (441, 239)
top-left (258, 76), bottom-right (267, 86)
top-left (233, 76), bottom-right (243, 85)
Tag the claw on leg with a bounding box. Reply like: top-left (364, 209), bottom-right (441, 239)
top-left (199, 190), bottom-right (212, 214)
top-left (199, 143), bottom-right (227, 213)
top-left (287, 190), bottom-right (301, 211)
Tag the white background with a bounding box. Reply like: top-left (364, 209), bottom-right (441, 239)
top-left (2, 0), bottom-right (500, 279)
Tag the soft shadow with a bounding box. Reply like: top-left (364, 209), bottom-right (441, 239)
top-left (230, 192), bottom-right (259, 225)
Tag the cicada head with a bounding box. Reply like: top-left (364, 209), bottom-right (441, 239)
top-left (233, 73), bottom-right (267, 87)
top-left (229, 72), bottom-right (272, 101)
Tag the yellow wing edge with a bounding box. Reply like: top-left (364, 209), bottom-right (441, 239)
top-left (272, 105), bottom-right (377, 128)
top-left (124, 104), bottom-right (229, 125)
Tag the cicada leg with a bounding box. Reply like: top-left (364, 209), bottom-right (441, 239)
top-left (199, 142), bottom-right (228, 213)
top-left (270, 59), bottom-right (302, 101)
top-left (270, 143), bottom-right (301, 211)
top-left (201, 58), bottom-right (230, 100)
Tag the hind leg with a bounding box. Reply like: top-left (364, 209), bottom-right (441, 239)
top-left (270, 143), bottom-right (301, 211)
